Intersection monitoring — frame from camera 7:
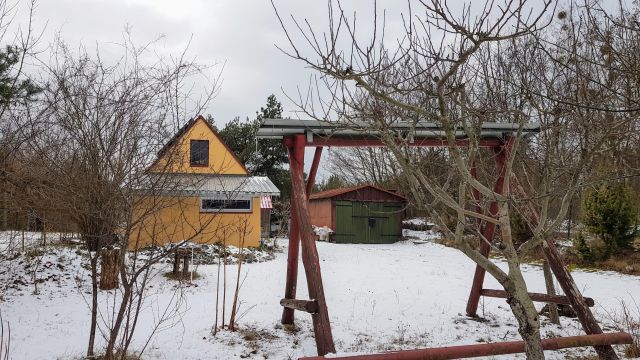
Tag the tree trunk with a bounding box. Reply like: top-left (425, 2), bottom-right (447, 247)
top-left (505, 278), bottom-right (545, 360)
top-left (1, 191), bottom-right (7, 231)
top-left (542, 260), bottom-right (560, 325)
top-left (182, 254), bottom-right (190, 278)
top-left (104, 285), bottom-right (132, 360)
top-left (498, 202), bottom-right (545, 359)
top-left (87, 253), bottom-right (98, 358)
top-left (41, 222), bottom-right (46, 246)
top-left (100, 248), bottom-right (119, 290)
top-left (173, 252), bottom-right (180, 275)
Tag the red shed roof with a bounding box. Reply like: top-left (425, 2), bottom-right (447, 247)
top-left (309, 184), bottom-right (407, 201)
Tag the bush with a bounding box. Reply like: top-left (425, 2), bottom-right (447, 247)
top-left (574, 232), bottom-right (594, 262)
top-left (582, 184), bottom-right (637, 257)
top-left (572, 232), bottom-right (609, 262)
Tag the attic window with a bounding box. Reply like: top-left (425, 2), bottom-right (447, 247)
top-left (190, 140), bottom-right (209, 166)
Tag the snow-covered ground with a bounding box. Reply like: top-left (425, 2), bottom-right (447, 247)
top-left (1, 231), bottom-right (639, 359)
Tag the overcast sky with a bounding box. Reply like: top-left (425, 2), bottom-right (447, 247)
top-left (19, 0), bottom-right (411, 178)
top-left (27, 0), bottom-right (404, 126)
top-left (18, 0), bottom-right (557, 179)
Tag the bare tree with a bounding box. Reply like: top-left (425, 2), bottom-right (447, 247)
top-left (0, 0), bottom-right (42, 231)
top-left (23, 34), bottom-right (222, 359)
top-left (269, 0), bottom-right (637, 358)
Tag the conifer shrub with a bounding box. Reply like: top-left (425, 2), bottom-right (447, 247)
top-left (582, 184), bottom-right (637, 258)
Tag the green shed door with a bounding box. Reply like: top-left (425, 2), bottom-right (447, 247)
top-left (334, 200), bottom-right (404, 244)
top-left (352, 201), bottom-right (372, 243)
top-left (334, 200), bottom-right (355, 243)
top-left (381, 202), bottom-right (403, 242)
top-left (366, 202), bottom-right (402, 244)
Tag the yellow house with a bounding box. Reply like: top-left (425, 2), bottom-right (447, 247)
top-left (130, 115), bottom-right (280, 249)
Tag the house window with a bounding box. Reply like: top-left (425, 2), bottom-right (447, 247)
top-left (190, 140), bottom-right (209, 166)
top-left (201, 198), bottom-right (252, 213)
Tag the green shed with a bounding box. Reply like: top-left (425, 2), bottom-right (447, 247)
top-left (308, 185), bottom-right (407, 243)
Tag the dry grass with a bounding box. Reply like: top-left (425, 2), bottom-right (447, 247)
top-left (96, 355), bottom-right (140, 360)
top-left (239, 326), bottom-right (279, 342)
top-left (593, 252), bottom-right (640, 275)
top-left (162, 271), bottom-right (201, 281)
top-left (600, 299), bottom-right (640, 359)
top-left (626, 342), bottom-right (640, 358)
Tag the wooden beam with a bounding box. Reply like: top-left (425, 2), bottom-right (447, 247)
top-left (306, 147), bottom-right (323, 197)
top-left (298, 332), bottom-right (633, 360)
top-left (290, 133), bottom-right (336, 355)
top-left (282, 144), bottom-right (304, 325)
top-left (280, 298), bottom-right (319, 314)
top-left (542, 239), bottom-right (620, 359)
top-left (283, 137), bottom-right (503, 148)
top-left (466, 140), bottom-right (513, 317)
top-left (480, 289), bottom-right (595, 307)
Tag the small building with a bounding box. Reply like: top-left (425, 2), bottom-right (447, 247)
top-left (131, 115), bottom-right (280, 249)
top-left (308, 185), bottom-right (406, 244)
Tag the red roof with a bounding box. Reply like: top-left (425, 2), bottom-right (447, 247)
top-left (309, 184), bottom-right (406, 201)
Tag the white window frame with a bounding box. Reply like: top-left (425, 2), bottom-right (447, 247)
top-left (200, 197), bottom-right (253, 213)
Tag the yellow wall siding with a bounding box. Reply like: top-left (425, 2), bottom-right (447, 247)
top-left (151, 118), bottom-right (248, 175)
top-left (130, 196), bottom-right (262, 250)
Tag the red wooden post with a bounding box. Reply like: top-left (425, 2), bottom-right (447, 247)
top-left (282, 145), bottom-right (323, 324)
top-left (289, 134), bottom-right (336, 355)
top-left (466, 140), bottom-right (513, 317)
top-left (299, 332), bottom-right (632, 360)
top-left (542, 240), bottom-right (619, 359)
top-left (282, 144), bottom-right (304, 324)
top-left (306, 147), bottom-right (323, 196)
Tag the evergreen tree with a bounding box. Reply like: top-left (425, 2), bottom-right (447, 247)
top-left (253, 94), bottom-right (288, 175)
top-left (217, 116), bottom-right (256, 165)
top-left (583, 183), bottom-right (638, 256)
top-left (0, 45), bottom-right (39, 107)
top-left (218, 95), bottom-right (291, 198)
top-left (315, 174), bottom-right (346, 192)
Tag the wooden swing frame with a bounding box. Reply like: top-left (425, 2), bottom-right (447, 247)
top-left (257, 119), bottom-right (627, 359)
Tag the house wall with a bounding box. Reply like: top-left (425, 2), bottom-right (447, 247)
top-left (129, 195), bottom-right (261, 249)
top-left (151, 118), bottom-right (248, 175)
top-left (308, 199), bottom-right (333, 229)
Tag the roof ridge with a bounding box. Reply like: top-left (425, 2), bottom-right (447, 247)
top-left (309, 184), bottom-right (406, 200)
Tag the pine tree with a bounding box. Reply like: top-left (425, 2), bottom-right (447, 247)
top-left (218, 95), bottom-right (291, 198)
top-left (583, 184), bottom-right (637, 256)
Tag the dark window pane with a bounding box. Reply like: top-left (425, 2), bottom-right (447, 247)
top-left (190, 140), bottom-right (209, 166)
top-left (201, 199), bottom-right (251, 212)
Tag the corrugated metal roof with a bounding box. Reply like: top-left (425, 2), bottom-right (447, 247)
top-left (256, 118), bottom-right (540, 139)
top-left (310, 184), bottom-right (406, 201)
top-left (147, 174), bottom-right (280, 197)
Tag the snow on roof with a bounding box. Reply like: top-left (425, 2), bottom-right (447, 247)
top-left (146, 174), bottom-right (280, 197)
top-left (256, 118), bottom-right (540, 140)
